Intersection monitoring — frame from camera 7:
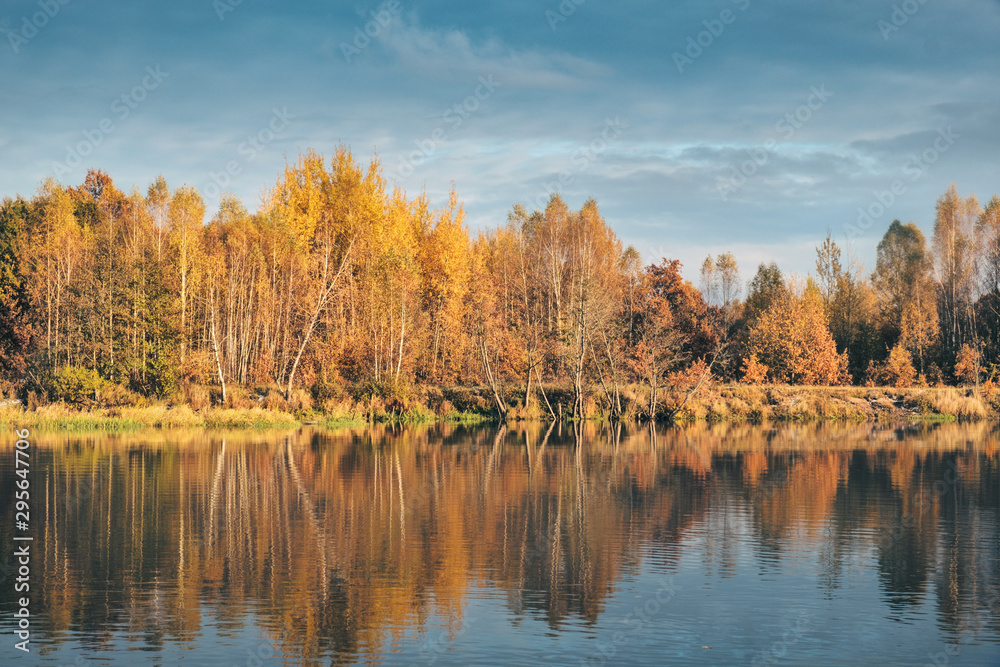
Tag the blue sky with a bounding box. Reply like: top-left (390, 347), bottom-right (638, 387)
top-left (2, 0), bottom-right (998, 280)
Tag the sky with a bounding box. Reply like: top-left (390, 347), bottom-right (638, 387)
top-left (2, 0), bottom-right (998, 282)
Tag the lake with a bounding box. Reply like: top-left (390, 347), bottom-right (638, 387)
top-left (1, 422), bottom-right (998, 665)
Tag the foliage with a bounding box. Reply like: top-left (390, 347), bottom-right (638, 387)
top-left (932, 185), bottom-right (979, 358)
top-left (746, 283), bottom-right (847, 385)
top-left (4, 160), bottom-right (1000, 424)
top-left (0, 197), bottom-right (33, 385)
top-left (875, 345), bottom-right (918, 388)
top-left (745, 262), bottom-right (785, 317)
top-left (953, 343), bottom-right (980, 386)
top-left (741, 354), bottom-right (768, 384)
top-left (49, 366), bottom-right (109, 405)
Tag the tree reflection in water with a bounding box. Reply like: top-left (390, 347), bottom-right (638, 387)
top-left (0, 421), bottom-right (997, 663)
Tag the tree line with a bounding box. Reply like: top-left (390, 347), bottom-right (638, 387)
top-left (0, 147), bottom-right (997, 418)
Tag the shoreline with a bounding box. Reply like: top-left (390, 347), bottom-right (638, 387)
top-left (0, 384), bottom-right (994, 432)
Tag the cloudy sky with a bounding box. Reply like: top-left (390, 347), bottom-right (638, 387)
top-left (2, 0), bottom-right (998, 279)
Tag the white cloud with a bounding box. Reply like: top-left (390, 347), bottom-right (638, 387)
top-left (376, 14), bottom-right (613, 89)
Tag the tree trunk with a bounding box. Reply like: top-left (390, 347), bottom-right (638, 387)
top-left (534, 366), bottom-right (556, 420)
top-left (478, 337), bottom-right (507, 420)
top-left (395, 294), bottom-right (406, 381)
top-left (209, 285), bottom-right (227, 405)
top-left (524, 350), bottom-right (533, 409)
top-left (667, 354), bottom-right (719, 422)
top-left (286, 236), bottom-right (355, 398)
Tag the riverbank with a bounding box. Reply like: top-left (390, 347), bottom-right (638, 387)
top-left (0, 391), bottom-right (489, 432)
top-left (670, 384), bottom-right (991, 422)
top-left (457, 383), bottom-right (993, 423)
top-left (0, 383), bottom-right (994, 432)
top-left (0, 403), bottom-right (303, 432)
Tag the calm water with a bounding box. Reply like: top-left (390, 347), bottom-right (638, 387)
top-left (1, 422), bottom-right (998, 666)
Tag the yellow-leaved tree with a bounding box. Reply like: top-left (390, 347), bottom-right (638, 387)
top-left (266, 148), bottom-right (369, 397)
top-left (468, 230), bottom-right (510, 418)
top-left (29, 180), bottom-right (92, 366)
top-left (356, 186), bottom-right (422, 385)
top-left (167, 185), bottom-right (206, 367)
top-left (418, 189), bottom-right (470, 383)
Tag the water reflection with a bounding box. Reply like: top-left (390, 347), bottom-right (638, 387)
top-left (1, 421), bottom-right (998, 664)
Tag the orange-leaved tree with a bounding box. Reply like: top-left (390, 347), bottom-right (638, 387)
top-left (746, 280), bottom-right (847, 385)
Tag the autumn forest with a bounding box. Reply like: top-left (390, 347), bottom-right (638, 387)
top-left (1, 147), bottom-right (998, 421)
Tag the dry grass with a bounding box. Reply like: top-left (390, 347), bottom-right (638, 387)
top-left (670, 384), bottom-right (993, 423)
top-left (202, 407), bottom-right (299, 428)
top-left (110, 405), bottom-right (203, 428)
top-left (181, 383), bottom-right (212, 410)
top-left (0, 403), bottom-right (300, 432)
top-left (0, 403), bottom-right (150, 431)
top-left (4, 382), bottom-right (997, 432)
top-left (915, 387), bottom-right (987, 420)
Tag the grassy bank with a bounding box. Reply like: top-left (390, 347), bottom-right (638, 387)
top-left (0, 390), bottom-right (492, 433)
top-left (2, 383), bottom-right (996, 432)
top-left (455, 383), bottom-right (997, 423)
top-left (457, 383), bottom-right (997, 423)
top-left (0, 403), bottom-right (302, 432)
top-left (669, 384), bottom-right (991, 422)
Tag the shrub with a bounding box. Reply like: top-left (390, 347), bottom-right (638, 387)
top-left (26, 390), bottom-right (46, 410)
top-left (183, 383), bottom-right (212, 410)
top-left (177, 350), bottom-right (213, 385)
top-left (49, 366), bottom-right (108, 405)
top-left (288, 388), bottom-right (313, 412)
top-left (863, 360), bottom-right (878, 387)
top-left (264, 389), bottom-right (288, 411)
top-left (351, 376), bottom-right (413, 403)
top-left (741, 354), bottom-right (768, 384)
top-left (312, 373), bottom-right (346, 402)
top-left (399, 403), bottom-right (435, 423)
top-left (101, 382), bottom-right (146, 408)
top-left (926, 363), bottom-right (944, 387)
top-left (226, 386), bottom-right (255, 409)
top-left (321, 398), bottom-right (360, 420)
top-left (879, 345), bottom-right (917, 388)
top-left (953, 344), bottom-right (980, 386)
